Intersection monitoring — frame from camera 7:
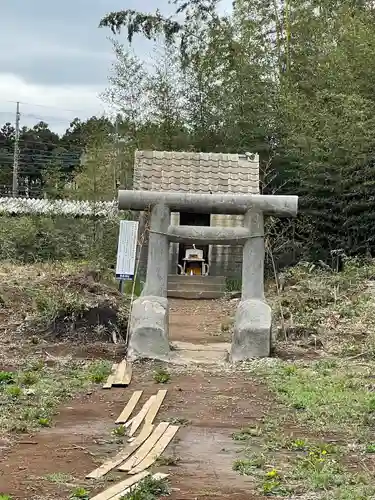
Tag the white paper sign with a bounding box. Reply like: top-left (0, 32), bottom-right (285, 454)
top-left (115, 220), bottom-right (139, 280)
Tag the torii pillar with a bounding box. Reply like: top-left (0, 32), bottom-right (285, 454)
top-left (118, 190), bottom-right (298, 362)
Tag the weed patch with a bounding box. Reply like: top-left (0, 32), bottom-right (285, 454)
top-left (0, 371), bottom-right (15, 384)
top-left (233, 455), bottom-right (266, 474)
top-left (0, 359), bottom-right (111, 435)
top-left (232, 426), bottom-right (262, 441)
top-left (120, 476), bottom-right (170, 499)
top-left (153, 369), bottom-right (170, 384)
top-left (261, 360), bottom-right (375, 436)
top-left (0, 262), bottom-right (130, 342)
top-left (44, 472), bottom-right (74, 484)
top-left (69, 486), bottom-right (90, 499)
top-left (156, 455), bottom-right (181, 466)
top-left (268, 259), bottom-right (375, 355)
top-left (365, 443), bottom-right (375, 453)
top-left (232, 359), bottom-right (375, 497)
top-left (112, 425), bottom-right (127, 437)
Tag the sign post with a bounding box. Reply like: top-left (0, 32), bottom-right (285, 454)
top-left (115, 220), bottom-right (139, 292)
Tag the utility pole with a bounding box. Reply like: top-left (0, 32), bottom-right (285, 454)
top-left (12, 101), bottom-right (20, 197)
top-left (115, 115), bottom-right (119, 193)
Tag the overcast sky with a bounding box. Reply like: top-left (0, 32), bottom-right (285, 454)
top-left (0, 0), bottom-right (231, 134)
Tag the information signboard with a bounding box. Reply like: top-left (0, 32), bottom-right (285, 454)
top-left (115, 220), bottom-right (139, 280)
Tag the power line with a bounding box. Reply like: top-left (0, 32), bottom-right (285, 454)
top-left (1, 99), bottom-right (102, 115)
top-left (0, 100), bottom-right (119, 198)
top-left (0, 110), bottom-right (108, 125)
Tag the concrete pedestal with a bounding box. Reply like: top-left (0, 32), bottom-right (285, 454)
top-left (127, 295), bottom-right (170, 360)
top-left (230, 299), bottom-right (272, 361)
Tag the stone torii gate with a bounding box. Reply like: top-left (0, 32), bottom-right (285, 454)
top-left (118, 190), bottom-right (298, 362)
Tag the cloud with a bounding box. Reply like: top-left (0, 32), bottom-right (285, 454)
top-left (0, 74), bottom-right (107, 135)
top-left (0, 0), bottom-right (168, 132)
top-left (0, 0), bottom-right (168, 87)
top-left (0, 0), bottom-right (233, 134)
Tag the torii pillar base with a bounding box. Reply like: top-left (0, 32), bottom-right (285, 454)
top-left (230, 299), bottom-right (272, 361)
top-left (127, 296), bottom-right (170, 361)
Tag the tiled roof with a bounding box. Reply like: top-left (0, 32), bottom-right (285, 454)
top-left (133, 151), bottom-right (259, 194)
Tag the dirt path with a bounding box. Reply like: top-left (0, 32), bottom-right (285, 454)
top-left (0, 365), bottom-right (271, 500)
top-left (0, 297), bottom-right (260, 499)
top-left (169, 298), bottom-right (235, 344)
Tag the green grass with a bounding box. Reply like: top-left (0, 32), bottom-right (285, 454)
top-left (365, 443), bottom-right (375, 453)
top-left (322, 484), bottom-right (375, 499)
top-left (0, 359), bottom-right (112, 434)
top-left (0, 371), bottom-right (15, 384)
top-left (229, 260), bottom-right (375, 497)
top-left (231, 359), bottom-right (375, 498)
top-left (44, 472), bottom-right (74, 484)
top-left (263, 360), bottom-right (375, 436)
top-left (153, 368), bottom-right (170, 384)
top-left (120, 476), bottom-right (170, 500)
top-left (69, 486), bottom-right (90, 499)
top-left (233, 455), bottom-right (266, 474)
top-left (112, 424), bottom-right (127, 437)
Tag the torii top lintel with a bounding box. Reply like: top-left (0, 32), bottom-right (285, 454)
top-left (118, 190), bottom-right (298, 217)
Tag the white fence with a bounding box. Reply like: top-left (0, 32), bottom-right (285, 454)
top-left (0, 197), bottom-right (118, 219)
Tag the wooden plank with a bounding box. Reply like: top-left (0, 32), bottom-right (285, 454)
top-left (129, 425), bottom-right (179, 474)
top-left (128, 395), bottom-right (155, 437)
top-left (86, 448), bottom-right (132, 479)
top-left (115, 390), bottom-right (143, 424)
top-left (145, 389), bottom-right (167, 425)
top-left (118, 422), bottom-right (169, 472)
top-left (85, 422), bottom-right (154, 479)
top-left (110, 473), bottom-right (168, 500)
top-left (89, 471), bottom-right (149, 500)
top-left (113, 359), bottom-right (130, 386)
top-left (129, 422), bottom-right (155, 449)
top-left (125, 396), bottom-right (155, 432)
top-left (102, 363), bottom-right (118, 389)
top-left (151, 472), bottom-right (169, 480)
top-left (122, 361), bottom-right (132, 385)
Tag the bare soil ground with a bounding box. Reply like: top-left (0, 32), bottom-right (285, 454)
top-left (0, 360), bottom-right (269, 500)
top-left (2, 261), bottom-right (375, 499)
top-left (169, 298), bottom-right (234, 344)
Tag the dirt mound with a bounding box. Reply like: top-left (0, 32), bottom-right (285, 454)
top-left (0, 262), bottom-right (130, 342)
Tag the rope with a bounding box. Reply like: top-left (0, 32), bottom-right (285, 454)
top-left (148, 229), bottom-right (265, 239)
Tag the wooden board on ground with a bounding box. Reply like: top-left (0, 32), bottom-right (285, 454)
top-left (110, 473), bottom-right (168, 500)
top-left (129, 425), bottom-right (179, 474)
top-left (119, 422), bottom-right (169, 472)
top-left (129, 422), bottom-right (155, 449)
top-left (128, 395), bottom-right (156, 436)
top-left (85, 422), bottom-right (154, 479)
top-left (102, 363), bottom-right (118, 389)
top-left (116, 390), bottom-right (143, 424)
top-left (145, 389), bottom-right (167, 425)
top-left (89, 471), bottom-right (149, 500)
top-left (113, 359), bottom-right (132, 386)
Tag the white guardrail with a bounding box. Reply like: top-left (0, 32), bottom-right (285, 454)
top-left (0, 197), bottom-right (119, 218)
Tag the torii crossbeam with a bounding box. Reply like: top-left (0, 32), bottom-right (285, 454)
top-left (118, 190), bottom-right (298, 362)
